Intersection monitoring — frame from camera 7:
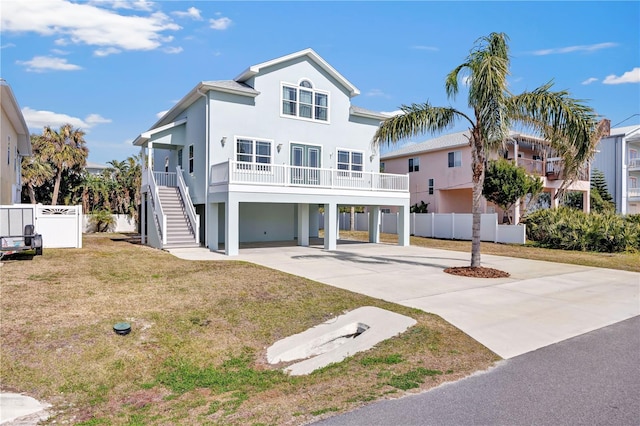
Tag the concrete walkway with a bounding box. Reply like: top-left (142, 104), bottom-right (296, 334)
top-left (169, 242), bottom-right (640, 359)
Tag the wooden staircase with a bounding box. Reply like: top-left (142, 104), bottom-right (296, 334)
top-left (157, 186), bottom-right (199, 248)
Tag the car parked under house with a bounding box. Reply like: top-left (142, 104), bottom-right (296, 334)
top-left (133, 49), bottom-right (410, 255)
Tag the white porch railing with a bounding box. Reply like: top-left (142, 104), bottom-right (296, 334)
top-left (176, 165), bottom-right (200, 244)
top-left (146, 167), bottom-right (166, 245)
top-left (629, 158), bottom-right (640, 170)
top-left (210, 160), bottom-right (408, 192)
top-left (629, 187), bottom-right (640, 199)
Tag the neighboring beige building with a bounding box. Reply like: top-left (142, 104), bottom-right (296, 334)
top-left (380, 130), bottom-right (591, 223)
top-left (0, 79), bottom-right (31, 205)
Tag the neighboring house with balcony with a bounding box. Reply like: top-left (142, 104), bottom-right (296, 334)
top-left (0, 79), bottom-right (31, 205)
top-left (380, 130), bottom-right (591, 223)
top-left (132, 49), bottom-right (410, 255)
top-left (592, 123), bottom-right (640, 215)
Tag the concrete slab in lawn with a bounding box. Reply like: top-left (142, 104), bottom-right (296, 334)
top-left (0, 393), bottom-right (50, 425)
top-left (169, 243), bottom-right (640, 359)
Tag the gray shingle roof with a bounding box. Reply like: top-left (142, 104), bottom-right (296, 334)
top-left (380, 130), bottom-right (471, 160)
top-left (203, 80), bottom-right (260, 96)
top-left (380, 130), bottom-right (548, 160)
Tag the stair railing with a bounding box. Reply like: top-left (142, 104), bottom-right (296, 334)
top-left (176, 166), bottom-right (200, 245)
top-left (147, 167), bottom-right (167, 246)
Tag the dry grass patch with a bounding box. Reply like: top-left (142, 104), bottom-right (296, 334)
top-left (337, 231), bottom-right (640, 273)
top-left (1, 234), bottom-right (497, 425)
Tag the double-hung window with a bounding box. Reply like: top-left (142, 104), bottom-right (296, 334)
top-left (337, 149), bottom-right (363, 177)
top-left (282, 80), bottom-right (328, 122)
top-left (448, 151), bottom-right (462, 168)
top-left (236, 138), bottom-right (272, 171)
top-left (428, 178), bottom-right (434, 195)
top-left (409, 157), bottom-right (420, 172)
top-left (188, 145), bottom-right (194, 173)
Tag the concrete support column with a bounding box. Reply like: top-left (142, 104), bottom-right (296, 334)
top-left (208, 202), bottom-right (219, 251)
top-left (398, 203), bottom-right (410, 247)
top-left (513, 200), bottom-right (521, 225)
top-left (225, 196), bottom-right (239, 256)
top-left (297, 203), bottom-right (309, 246)
top-left (141, 193), bottom-right (146, 244)
top-left (550, 188), bottom-right (560, 209)
top-left (309, 204), bottom-right (319, 238)
top-left (369, 206), bottom-right (380, 243)
top-left (583, 191), bottom-right (591, 214)
top-left (324, 203), bottom-right (337, 251)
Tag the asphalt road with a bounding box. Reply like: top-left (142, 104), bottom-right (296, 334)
top-left (313, 315), bottom-right (640, 426)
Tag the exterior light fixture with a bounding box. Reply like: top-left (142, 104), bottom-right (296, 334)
top-left (277, 143), bottom-right (283, 153)
top-left (221, 136), bottom-right (227, 147)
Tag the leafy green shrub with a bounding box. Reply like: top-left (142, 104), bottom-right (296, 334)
top-left (88, 208), bottom-right (116, 233)
top-left (522, 207), bottom-right (640, 252)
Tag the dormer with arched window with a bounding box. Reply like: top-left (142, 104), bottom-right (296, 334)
top-left (281, 78), bottom-right (329, 122)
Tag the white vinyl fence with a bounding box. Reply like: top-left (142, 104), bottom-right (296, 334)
top-left (82, 214), bottom-right (137, 233)
top-left (324, 212), bottom-right (525, 244)
top-left (1, 204), bottom-right (83, 248)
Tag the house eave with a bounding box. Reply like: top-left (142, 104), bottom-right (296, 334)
top-left (0, 80), bottom-right (31, 155)
top-left (234, 48), bottom-right (360, 97)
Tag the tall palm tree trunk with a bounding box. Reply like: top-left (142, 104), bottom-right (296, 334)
top-left (52, 169), bottom-right (63, 205)
top-left (470, 131), bottom-right (485, 267)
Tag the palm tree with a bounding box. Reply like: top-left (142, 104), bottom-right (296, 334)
top-left (373, 32), bottom-right (602, 268)
top-left (21, 136), bottom-right (54, 204)
top-left (39, 124), bottom-right (88, 205)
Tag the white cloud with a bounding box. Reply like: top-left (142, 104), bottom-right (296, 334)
top-left (366, 89), bottom-right (390, 98)
top-left (411, 45), bottom-right (438, 51)
top-left (582, 77), bottom-right (598, 85)
top-left (50, 48), bottom-right (70, 55)
top-left (1, 43), bottom-right (16, 49)
top-left (156, 110), bottom-right (169, 119)
top-left (94, 47), bottom-right (121, 57)
top-left (381, 110), bottom-right (404, 116)
top-left (22, 107), bottom-right (111, 131)
top-left (163, 46), bottom-right (183, 54)
top-left (531, 42), bottom-right (617, 56)
top-left (603, 67), bottom-right (640, 85)
top-left (16, 56), bottom-right (82, 72)
top-left (172, 7), bottom-right (202, 20)
top-left (1, 0), bottom-right (181, 53)
top-left (88, 0), bottom-right (154, 12)
top-left (209, 17), bottom-right (232, 30)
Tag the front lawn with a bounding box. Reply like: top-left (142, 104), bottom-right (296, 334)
top-left (0, 235), bottom-right (497, 425)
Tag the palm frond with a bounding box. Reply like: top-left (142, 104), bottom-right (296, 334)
top-left (372, 103), bottom-right (470, 147)
top-left (509, 85), bottom-right (600, 190)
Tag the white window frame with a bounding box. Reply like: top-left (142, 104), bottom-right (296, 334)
top-left (428, 178), bottom-right (434, 195)
top-left (336, 148), bottom-right (364, 178)
top-left (281, 79), bottom-right (330, 123)
top-left (188, 144), bottom-right (194, 174)
top-left (448, 151), bottom-right (462, 168)
top-left (630, 176), bottom-right (638, 188)
top-left (235, 136), bottom-right (274, 172)
top-left (409, 157), bottom-right (420, 172)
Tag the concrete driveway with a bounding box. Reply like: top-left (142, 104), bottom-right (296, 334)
top-left (169, 242), bottom-right (640, 359)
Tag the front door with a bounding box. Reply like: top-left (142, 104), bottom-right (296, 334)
top-left (291, 144), bottom-right (321, 185)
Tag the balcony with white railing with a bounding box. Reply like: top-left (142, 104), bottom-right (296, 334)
top-left (210, 160), bottom-right (409, 193)
top-left (629, 157), bottom-right (640, 171)
top-left (629, 187), bottom-right (640, 200)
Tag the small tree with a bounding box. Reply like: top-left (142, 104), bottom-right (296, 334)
top-left (89, 208), bottom-right (116, 233)
top-left (410, 201), bottom-right (430, 213)
top-left (483, 159), bottom-right (543, 224)
top-left (590, 168), bottom-right (615, 213)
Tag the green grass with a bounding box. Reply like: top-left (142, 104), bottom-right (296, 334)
top-left (0, 234), bottom-right (498, 425)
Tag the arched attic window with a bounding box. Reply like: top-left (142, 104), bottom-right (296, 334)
top-left (282, 79), bottom-right (328, 121)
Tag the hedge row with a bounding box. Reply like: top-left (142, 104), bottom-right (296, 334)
top-left (522, 208), bottom-right (640, 253)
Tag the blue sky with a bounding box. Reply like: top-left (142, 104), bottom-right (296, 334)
top-left (1, 0), bottom-right (639, 165)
